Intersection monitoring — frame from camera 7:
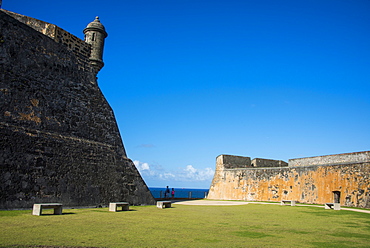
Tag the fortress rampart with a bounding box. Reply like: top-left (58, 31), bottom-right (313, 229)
top-left (289, 151), bottom-right (370, 167)
top-left (3, 10), bottom-right (93, 73)
top-left (0, 10), bottom-right (155, 208)
top-left (207, 151), bottom-right (370, 208)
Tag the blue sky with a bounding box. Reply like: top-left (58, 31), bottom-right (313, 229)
top-left (5, 0), bottom-right (370, 188)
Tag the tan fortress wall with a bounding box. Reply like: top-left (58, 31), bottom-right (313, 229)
top-left (207, 152), bottom-right (370, 208)
top-left (289, 151), bottom-right (370, 167)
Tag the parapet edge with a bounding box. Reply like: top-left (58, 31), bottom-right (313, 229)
top-left (288, 151), bottom-right (370, 167)
top-left (216, 154), bottom-right (288, 169)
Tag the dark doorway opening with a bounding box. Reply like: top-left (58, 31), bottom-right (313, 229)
top-left (333, 191), bottom-right (341, 203)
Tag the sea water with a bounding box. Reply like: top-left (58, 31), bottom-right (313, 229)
top-left (149, 187), bottom-right (209, 199)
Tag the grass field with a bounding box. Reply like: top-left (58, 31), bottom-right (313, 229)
top-left (0, 203), bottom-right (369, 247)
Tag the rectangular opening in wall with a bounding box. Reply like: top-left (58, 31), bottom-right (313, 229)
top-left (333, 191), bottom-right (341, 203)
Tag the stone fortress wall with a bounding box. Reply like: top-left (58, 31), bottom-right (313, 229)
top-left (3, 10), bottom-right (92, 73)
top-left (207, 151), bottom-right (370, 208)
top-left (0, 10), bottom-right (155, 208)
top-left (289, 151), bottom-right (370, 167)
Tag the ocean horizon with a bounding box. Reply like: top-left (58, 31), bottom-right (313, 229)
top-left (149, 187), bottom-right (209, 199)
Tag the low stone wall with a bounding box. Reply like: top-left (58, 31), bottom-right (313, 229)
top-left (218, 155), bottom-right (252, 169)
top-left (2, 10), bottom-right (58, 39)
top-left (289, 151), bottom-right (370, 167)
top-left (251, 158), bottom-right (288, 168)
top-left (208, 152), bottom-right (370, 208)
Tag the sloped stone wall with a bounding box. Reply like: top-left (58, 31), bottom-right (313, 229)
top-left (0, 11), bottom-right (155, 208)
top-left (2, 10), bottom-right (92, 72)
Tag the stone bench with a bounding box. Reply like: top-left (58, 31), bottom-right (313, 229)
top-left (325, 203), bottom-right (340, 210)
top-left (157, 201), bottom-right (172, 209)
top-left (281, 200), bottom-right (296, 206)
top-left (32, 203), bottom-right (63, 216)
top-left (109, 202), bottom-right (130, 212)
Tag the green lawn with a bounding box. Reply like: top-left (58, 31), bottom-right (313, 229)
top-left (0, 203), bottom-right (369, 247)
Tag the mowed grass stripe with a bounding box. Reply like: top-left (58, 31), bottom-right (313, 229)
top-left (0, 204), bottom-right (369, 247)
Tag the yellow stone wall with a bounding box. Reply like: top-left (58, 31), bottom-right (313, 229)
top-left (208, 154), bottom-right (370, 208)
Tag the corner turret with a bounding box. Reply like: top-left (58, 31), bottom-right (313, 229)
top-left (83, 16), bottom-right (107, 75)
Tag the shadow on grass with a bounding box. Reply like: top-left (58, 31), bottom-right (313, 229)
top-left (35, 212), bottom-right (76, 216)
top-left (112, 209), bottom-right (138, 212)
top-left (88, 209), bottom-right (138, 213)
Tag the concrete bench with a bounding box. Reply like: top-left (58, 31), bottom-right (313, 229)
top-left (281, 200), bottom-right (296, 206)
top-left (109, 202), bottom-right (130, 212)
top-left (32, 203), bottom-right (63, 216)
top-left (157, 201), bottom-right (171, 209)
top-left (325, 203), bottom-right (340, 210)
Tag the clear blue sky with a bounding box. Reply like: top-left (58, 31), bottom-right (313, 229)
top-left (5, 0), bottom-right (370, 188)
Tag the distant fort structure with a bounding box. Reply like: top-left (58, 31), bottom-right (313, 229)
top-left (207, 151), bottom-right (370, 208)
top-left (0, 9), bottom-right (155, 208)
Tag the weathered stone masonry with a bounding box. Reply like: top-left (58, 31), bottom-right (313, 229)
top-left (0, 10), bottom-right (155, 208)
top-left (207, 152), bottom-right (370, 208)
top-left (3, 10), bottom-right (93, 74)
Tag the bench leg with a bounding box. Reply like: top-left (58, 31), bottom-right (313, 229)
top-left (109, 203), bottom-right (117, 212)
top-left (32, 205), bottom-right (42, 216)
top-left (54, 206), bottom-right (63, 215)
top-left (333, 203), bottom-right (340, 210)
